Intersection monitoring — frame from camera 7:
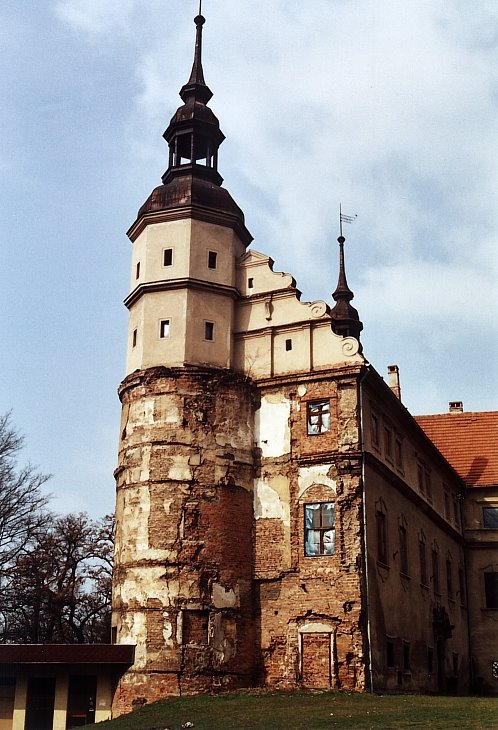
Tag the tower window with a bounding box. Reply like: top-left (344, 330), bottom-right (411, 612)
top-left (136, 261), bottom-right (140, 279)
top-left (484, 572), bottom-right (498, 609)
top-left (160, 319), bottom-right (170, 338)
top-left (483, 507), bottom-right (498, 528)
top-left (285, 339), bottom-right (292, 351)
top-left (248, 277), bottom-right (254, 289)
top-left (207, 250), bottom-right (218, 269)
top-left (307, 400), bottom-right (330, 435)
top-left (204, 321), bottom-right (214, 341)
top-left (163, 248), bottom-right (173, 267)
top-left (304, 502), bottom-right (335, 556)
top-left (132, 329), bottom-right (137, 348)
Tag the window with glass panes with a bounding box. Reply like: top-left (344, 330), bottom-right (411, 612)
top-left (304, 502), bottom-right (335, 556)
top-left (483, 507), bottom-right (498, 529)
top-left (306, 400), bottom-right (330, 435)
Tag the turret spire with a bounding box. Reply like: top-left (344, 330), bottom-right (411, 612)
top-left (180, 8), bottom-right (212, 104)
top-left (330, 206), bottom-right (363, 342)
top-left (160, 9), bottom-right (225, 187)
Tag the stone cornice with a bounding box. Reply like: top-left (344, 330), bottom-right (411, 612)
top-left (127, 204), bottom-right (253, 247)
top-left (124, 277), bottom-right (239, 309)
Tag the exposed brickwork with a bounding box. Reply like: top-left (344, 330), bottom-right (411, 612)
top-left (112, 367), bottom-right (259, 715)
top-left (253, 372), bottom-right (367, 693)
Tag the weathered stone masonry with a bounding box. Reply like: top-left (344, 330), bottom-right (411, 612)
top-left (112, 366), bottom-right (258, 712)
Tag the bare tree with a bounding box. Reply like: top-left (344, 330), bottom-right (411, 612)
top-left (0, 413), bottom-right (113, 644)
top-left (0, 412), bottom-right (50, 569)
top-left (2, 513), bottom-right (113, 644)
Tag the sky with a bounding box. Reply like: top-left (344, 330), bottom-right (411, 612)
top-left (0, 0), bottom-right (497, 518)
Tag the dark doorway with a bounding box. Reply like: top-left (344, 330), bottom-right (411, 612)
top-left (66, 675), bottom-right (97, 728)
top-left (25, 676), bottom-right (56, 730)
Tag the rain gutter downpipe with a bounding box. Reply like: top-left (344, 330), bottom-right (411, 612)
top-left (359, 365), bottom-right (374, 693)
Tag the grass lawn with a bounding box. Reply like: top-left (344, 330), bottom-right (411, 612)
top-left (84, 690), bottom-right (498, 729)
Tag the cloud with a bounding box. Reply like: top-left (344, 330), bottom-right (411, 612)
top-left (54, 0), bottom-right (137, 37)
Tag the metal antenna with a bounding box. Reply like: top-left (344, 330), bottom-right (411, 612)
top-left (199, 0), bottom-right (202, 15)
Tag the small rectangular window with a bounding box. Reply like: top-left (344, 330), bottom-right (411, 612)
top-left (444, 490), bottom-right (450, 519)
top-left (136, 261), bottom-right (140, 279)
top-left (248, 277), bottom-right (254, 289)
top-left (484, 572), bottom-right (498, 609)
top-left (377, 511), bottom-right (388, 565)
top-left (160, 319), bottom-right (170, 338)
top-left (395, 439), bottom-right (403, 468)
top-left (483, 507), bottom-right (498, 529)
top-left (399, 526), bottom-right (408, 575)
top-left (387, 640), bottom-right (395, 668)
top-left (204, 321), bottom-right (214, 341)
top-left (208, 250), bottom-right (218, 269)
top-left (419, 540), bottom-right (427, 586)
top-left (285, 339), bottom-right (292, 351)
top-left (132, 329), bottom-right (137, 348)
top-left (163, 248), bottom-right (173, 266)
top-left (371, 413), bottom-right (379, 446)
top-left (384, 427), bottom-right (392, 459)
top-left (307, 400), bottom-right (330, 435)
top-left (453, 498), bottom-right (460, 527)
top-left (446, 560), bottom-right (453, 598)
top-left (304, 502), bottom-right (335, 556)
top-left (417, 463), bottom-right (425, 494)
top-left (425, 470), bottom-right (432, 501)
top-left (432, 549), bottom-right (440, 595)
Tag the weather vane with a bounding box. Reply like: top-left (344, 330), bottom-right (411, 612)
top-left (339, 203), bottom-right (357, 238)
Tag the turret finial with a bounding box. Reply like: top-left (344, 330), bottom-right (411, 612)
top-left (330, 205), bottom-right (363, 342)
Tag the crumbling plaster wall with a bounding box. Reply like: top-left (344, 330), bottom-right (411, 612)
top-left (253, 370), bottom-right (367, 691)
top-left (112, 366), bottom-right (258, 715)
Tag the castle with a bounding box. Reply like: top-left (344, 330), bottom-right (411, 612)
top-left (110, 11), bottom-right (498, 715)
top-left (0, 11), bottom-right (496, 729)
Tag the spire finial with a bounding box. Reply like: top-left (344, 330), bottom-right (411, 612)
top-left (179, 3), bottom-right (212, 103)
top-left (330, 205), bottom-right (363, 342)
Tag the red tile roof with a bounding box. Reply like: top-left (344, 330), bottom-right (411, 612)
top-left (415, 411), bottom-right (498, 488)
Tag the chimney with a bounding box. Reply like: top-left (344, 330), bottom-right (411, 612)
top-left (388, 365), bottom-right (401, 400)
top-left (449, 401), bottom-right (464, 414)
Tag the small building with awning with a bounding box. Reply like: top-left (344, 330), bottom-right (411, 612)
top-left (0, 644), bottom-right (135, 729)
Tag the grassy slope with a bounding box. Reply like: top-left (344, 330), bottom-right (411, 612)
top-left (84, 690), bottom-right (498, 730)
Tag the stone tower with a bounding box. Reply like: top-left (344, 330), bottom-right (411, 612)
top-left (112, 12), bottom-right (258, 710)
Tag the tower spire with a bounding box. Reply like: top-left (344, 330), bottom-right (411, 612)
top-left (180, 8), bottom-right (212, 104)
top-left (330, 206), bottom-right (363, 342)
